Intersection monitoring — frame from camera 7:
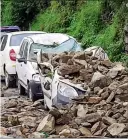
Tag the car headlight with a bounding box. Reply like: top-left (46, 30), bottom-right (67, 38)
top-left (32, 74), bottom-right (40, 82)
top-left (58, 82), bottom-right (78, 98)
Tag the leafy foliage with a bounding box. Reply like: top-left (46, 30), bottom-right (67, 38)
top-left (1, 0), bottom-right (128, 64)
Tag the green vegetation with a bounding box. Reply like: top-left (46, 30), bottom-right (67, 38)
top-left (1, 0), bottom-right (128, 64)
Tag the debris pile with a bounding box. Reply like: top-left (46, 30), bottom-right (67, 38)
top-left (1, 51), bottom-right (128, 138)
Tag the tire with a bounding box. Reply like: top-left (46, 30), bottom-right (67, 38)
top-left (18, 80), bottom-right (26, 95)
top-left (44, 98), bottom-right (49, 110)
top-left (27, 83), bottom-right (36, 102)
top-left (5, 71), bottom-right (15, 88)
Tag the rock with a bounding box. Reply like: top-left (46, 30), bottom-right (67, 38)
top-left (81, 122), bottom-right (91, 127)
top-left (58, 64), bottom-right (81, 76)
top-left (91, 71), bottom-right (112, 88)
top-left (75, 118), bottom-right (84, 125)
top-left (102, 117), bottom-right (117, 125)
top-left (31, 99), bottom-right (43, 107)
top-left (94, 87), bottom-right (101, 94)
top-left (73, 52), bottom-right (85, 60)
top-left (0, 127), bottom-right (7, 135)
top-left (107, 123), bottom-right (125, 136)
top-left (49, 108), bottom-right (61, 119)
top-left (56, 113), bottom-right (72, 125)
top-left (119, 83), bottom-right (128, 91)
top-left (8, 115), bottom-right (20, 126)
top-left (107, 63), bottom-right (125, 78)
top-left (84, 113), bottom-right (101, 123)
top-left (98, 65), bottom-right (108, 73)
top-left (37, 114), bottom-right (55, 132)
top-left (31, 132), bottom-right (46, 138)
top-left (59, 129), bottom-right (71, 137)
top-left (70, 128), bottom-right (80, 137)
top-left (101, 91), bottom-right (109, 99)
top-left (118, 132), bottom-right (128, 137)
top-left (77, 104), bottom-right (88, 118)
top-left (6, 100), bottom-right (17, 108)
top-left (91, 121), bottom-right (101, 134)
top-left (101, 60), bottom-right (112, 67)
top-left (73, 59), bottom-right (88, 68)
top-left (106, 91), bottom-right (115, 103)
top-left (88, 97), bottom-right (102, 104)
top-left (79, 127), bottom-right (93, 137)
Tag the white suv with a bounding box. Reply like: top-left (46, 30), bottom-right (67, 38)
top-left (16, 33), bottom-right (82, 101)
top-left (0, 31), bottom-right (46, 88)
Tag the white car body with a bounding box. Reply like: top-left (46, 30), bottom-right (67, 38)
top-left (16, 33), bottom-right (82, 101)
top-left (0, 31), bottom-right (45, 87)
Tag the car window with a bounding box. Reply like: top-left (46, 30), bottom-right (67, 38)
top-left (10, 33), bottom-right (41, 46)
top-left (19, 40), bottom-right (26, 56)
top-left (23, 42), bottom-right (29, 59)
top-left (0, 35), bottom-right (8, 51)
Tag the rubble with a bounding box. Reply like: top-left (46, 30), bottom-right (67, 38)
top-left (1, 51), bottom-right (128, 138)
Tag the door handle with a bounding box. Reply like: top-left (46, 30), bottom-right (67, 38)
top-left (20, 64), bottom-right (22, 67)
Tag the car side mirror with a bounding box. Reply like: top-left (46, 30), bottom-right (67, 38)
top-left (18, 58), bottom-right (27, 63)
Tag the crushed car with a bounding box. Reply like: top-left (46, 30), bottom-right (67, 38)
top-left (37, 46), bottom-right (109, 109)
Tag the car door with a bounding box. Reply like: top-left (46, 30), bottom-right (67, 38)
top-left (21, 41), bottom-right (30, 86)
top-left (16, 40), bottom-right (27, 83)
top-left (0, 35), bottom-right (8, 76)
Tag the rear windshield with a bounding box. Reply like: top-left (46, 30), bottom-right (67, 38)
top-left (1, 29), bottom-right (20, 32)
top-left (10, 33), bottom-right (41, 46)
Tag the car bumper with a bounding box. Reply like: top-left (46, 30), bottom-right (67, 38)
top-left (6, 63), bottom-right (16, 75)
top-left (29, 80), bottom-right (43, 98)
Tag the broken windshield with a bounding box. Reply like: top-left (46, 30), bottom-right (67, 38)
top-left (29, 38), bottom-right (81, 60)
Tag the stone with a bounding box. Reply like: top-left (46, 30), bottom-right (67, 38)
top-left (107, 123), bottom-right (125, 136)
top-left (77, 104), bottom-right (88, 118)
top-left (73, 52), bottom-right (85, 60)
top-left (102, 117), bottom-right (117, 125)
top-left (79, 127), bottom-right (93, 137)
top-left (106, 92), bottom-right (115, 103)
top-left (91, 121), bottom-right (101, 134)
top-left (101, 91), bottom-right (109, 99)
top-left (58, 64), bottom-right (81, 76)
top-left (88, 97), bottom-right (102, 104)
top-left (59, 129), bottom-right (71, 137)
top-left (75, 118), bottom-right (84, 125)
top-left (37, 114), bottom-right (55, 132)
top-left (8, 115), bottom-right (20, 126)
top-left (73, 59), bottom-right (88, 68)
top-left (81, 122), bottom-right (91, 127)
top-left (107, 63), bottom-right (125, 78)
top-left (118, 132), bottom-right (128, 137)
top-left (119, 83), bottom-right (128, 91)
top-left (0, 127), bottom-right (7, 135)
top-left (91, 71), bottom-right (112, 88)
top-left (101, 60), bottom-right (112, 67)
top-left (70, 128), bottom-right (80, 137)
top-left (84, 113), bottom-right (101, 123)
top-left (49, 108), bottom-right (61, 119)
top-left (94, 87), bottom-right (101, 94)
top-left (6, 100), bottom-right (17, 108)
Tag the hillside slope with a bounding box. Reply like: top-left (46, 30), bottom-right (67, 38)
top-left (1, 0), bottom-right (128, 65)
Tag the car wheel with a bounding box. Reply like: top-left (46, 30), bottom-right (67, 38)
top-left (5, 71), bottom-right (15, 88)
top-left (44, 98), bottom-right (49, 110)
top-left (18, 80), bottom-right (26, 95)
top-left (27, 83), bottom-right (36, 102)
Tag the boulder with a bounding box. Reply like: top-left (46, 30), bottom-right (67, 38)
top-left (107, 123), bottom-right (125, 136)
top-left (77, 104), bottom-right (88, 118)
top-left (102, 117), bottom-right (117, 125)
top-left (79, 127), bottom-right (93, 137)
top-left (36, 114), bottom-right (55, 132)
top-left (91, 71), bottom-right (112, 88)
